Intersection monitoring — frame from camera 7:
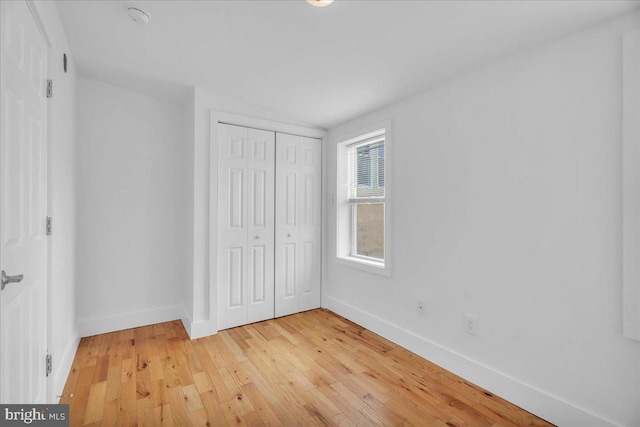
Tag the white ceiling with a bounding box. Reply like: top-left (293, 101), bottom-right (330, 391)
top-left (55, 0), bottom-right (640, 129)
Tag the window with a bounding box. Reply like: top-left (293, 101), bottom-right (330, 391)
top-left (349, 138), bottom-right (385, 260)
top-left (336, 121), bottom-right (391, 275)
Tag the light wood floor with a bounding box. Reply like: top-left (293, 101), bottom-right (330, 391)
top-left (60, 309), bottom-right (553, 426)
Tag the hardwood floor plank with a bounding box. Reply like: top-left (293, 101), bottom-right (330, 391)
top-left (199, 389), bottom-right (228, 426)
top-left (239, 360), bottom-right (300, 426)
top-left (329, 381), bottom-right (366, 410)
top-left (228, 361), bottom-right (252, 386)
top-left (472, 402), bottom-right (522, 427)
top-left (304, 402), bottom-right (337, 426)
top-left (100, 398), bottom-right (122, 426)
top-left (357, 402), bottom-right (397, 426)
top-left (306, 387), bottom-right (342, 418)
top-left (83, 381), bottom-right (106, 425)
top-left (192, 371), bottom-right (213, 394)
top-left (136, 363), bottom-right (153, 400)
top-left (149, 354), bottom-right (165, 381)
top-left (328, 393), bottom-right (368, 427)
top-left (119, 375), bottom-right (137, 416)
top-left (121, 330), bottom-right (136, 360)
top-left (120, 411), bottom-right (138, 427)
top-left (175, 363), bottom-right (195, 387)
top-left (219, 399), bottom-right (249, 426)
top-left (182, 384), bottom-right (205, 412)
top-left (120, 358), bottom-right (135, 384)
top-left (151, 379), bottom-right (169, 408)
top-left (169, 338), bottom-right (189, 366)
top-left (189, 407), bottom-right (209, 425)
top-left (60, 309), bottom-right (554, 427)
top-left (76, 364), bottom-right (96, 390)
top-left (241, 381), bottom-right (284, 426)
top-left (361, 392), bottom-right (404, 426)
top-left (273, 387), bottom-right (321, 426)
top-left (186, 350), bottom-right (203, 376)
top-left (137, 395), bottom-right (155, 426)
top-left (69, 378), bottom-right (92, 423)
top-left (155, 403), bottom-right (173, 426)
top-left (155, 335), bottom-right (172, 361)
top-left (332, 412), bottom-right (357, 427)
top-left (104, 366), bottom-right (121, 402)
top-left (206, 368), bottom-right (234, 403)
top-left (91, 355), bottom-right (109, 384)
top-left (167, 385), bottom-right (191, 425)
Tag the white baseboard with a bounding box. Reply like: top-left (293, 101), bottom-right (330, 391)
top-left (77, 305), bottom-right (183, 337)
top-left (323, 295), bottom-right (620, 427)
top-left (52, 331), bottom-right (80, 402)
top-left (180, 308), bottom-right (211, 339)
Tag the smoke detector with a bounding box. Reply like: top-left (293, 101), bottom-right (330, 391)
top-left (128, 7), bottom-right (151, 25)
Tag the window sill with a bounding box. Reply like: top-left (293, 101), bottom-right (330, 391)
top-left (335, 255), bottom-right (391, 277)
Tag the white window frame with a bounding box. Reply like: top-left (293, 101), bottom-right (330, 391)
top-left (336, 120), bottom-right (391, 276)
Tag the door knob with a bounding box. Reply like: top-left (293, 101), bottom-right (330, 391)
top-left (1, 270), bottom-right (24, 291)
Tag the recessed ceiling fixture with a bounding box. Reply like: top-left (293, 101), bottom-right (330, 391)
top-left (128, 7), bottom-right (151, 25)
top-left (306, 0), bottom-right (334, 7)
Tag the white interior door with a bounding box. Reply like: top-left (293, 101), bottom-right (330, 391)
top-left (217, 124), bottom-right (275, 330)
top-left (275, 133), bottom-right (321, 317)
top-left (0, 0), bottom-right (49, 404)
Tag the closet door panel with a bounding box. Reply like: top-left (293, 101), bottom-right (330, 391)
top-left (275, 133), bottom-right (321, 317)
top-left (247, 128), bottom-right (275, 324)
top-left (297, 137), bottom-right (322, 312)
top-left (218, 124), bottom-right (249, 330)
top-left (275, 133), bottom-right (300, 317)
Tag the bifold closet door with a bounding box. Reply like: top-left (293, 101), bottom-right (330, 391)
top-left (218, 124), bottom-right (275, 330)
top-left (275, 133), bottom-right (322, 317)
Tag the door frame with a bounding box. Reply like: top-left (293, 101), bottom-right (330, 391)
top-left (209, 111), bottom-right (326, 334)
top-left (27, 0), bottom-right (55, 404)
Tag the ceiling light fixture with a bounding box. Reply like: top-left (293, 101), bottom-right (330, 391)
top-left (306, 0), bottom-right (334, 7)
top-left (128, 7), bottom-right (151, 25)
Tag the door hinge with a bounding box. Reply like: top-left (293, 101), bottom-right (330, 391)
top-left (46, 354), bottom-right (52, 377)
top-left (46, 216), bottom-right (52, 236)
top-left (46, 79), bottom-right (53, 98)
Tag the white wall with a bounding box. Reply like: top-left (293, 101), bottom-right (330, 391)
top-left (186, 87), bottom-right (320, 336)
top-left (325, 12), bottom-right (640, 427)
top-left (76, 77), bottom-right (190, 337)
top-left (31, 0), bottom-right (79, 402)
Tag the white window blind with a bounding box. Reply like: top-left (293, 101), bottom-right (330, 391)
top-left (348, 136), bottom-right (385, 203)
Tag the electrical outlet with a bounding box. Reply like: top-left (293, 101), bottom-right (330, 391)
top-left (464, 314), bottom-right (478, 336)
top-left (417, 300), bottom-right (426, 316)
